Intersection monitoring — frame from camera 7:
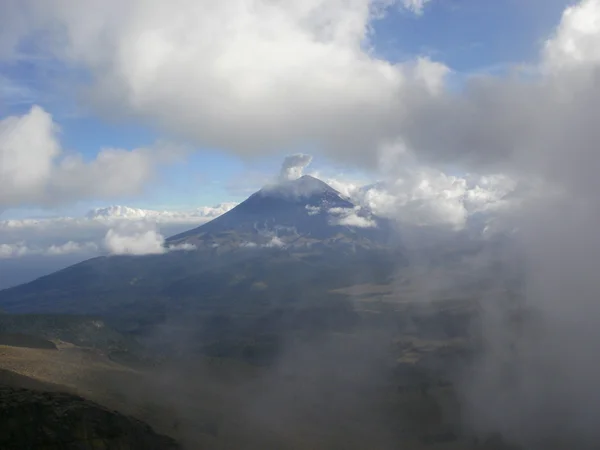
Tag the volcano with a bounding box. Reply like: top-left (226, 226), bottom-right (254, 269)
top-left (0, 176), bottom-right (399, 322)
top-left (167, 175), bottom-right (391, 251)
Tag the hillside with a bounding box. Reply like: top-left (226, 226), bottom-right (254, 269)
top-left (0, 385), bottom-right (180, 449)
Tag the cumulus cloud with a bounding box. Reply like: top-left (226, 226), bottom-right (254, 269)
top-left (0, 0), bottom-right (448, 165)
top-left (279, 154), bottom-right (313, 181)
top-left (103, 222), bottom-right (166, 255)
top-left (315, 165), bottom-right (517, 230)
top-left (544, 0), bottom-right (600, 69)
top-left (103, 221), bottom-right (198, 255)
top-left (0, 106), bottom-right (175, 210)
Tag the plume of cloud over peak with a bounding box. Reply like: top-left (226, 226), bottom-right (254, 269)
top-left (279, 154), bottom-right (313, 181)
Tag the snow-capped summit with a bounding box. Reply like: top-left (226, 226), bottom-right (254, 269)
top-left (259, 175), bottom-right (349, 204)
top-left (167, 175), bottom-right (391, 249)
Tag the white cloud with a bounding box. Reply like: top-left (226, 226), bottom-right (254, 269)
top-left (279, 154), bottom-right (313, 181)
top-left (0, 240), bottom-right (98, 259)
top-left (266, 236), bottom-right (286, 248)
top-left (401, 0), bottom-right (432, 16)
top-left (46, 241), bottom-right (100, 255)
top-left (168, 242), bottom-right (196, 252)
top-left (0, 0), bottom-right (448, 165)
top-left (0, 243), bottom-right (30, 259)
top-left (0, 106), bottom-right (60, 207)
top-left (328, 207), bottom-right (377, 228)
top-left (102, 221), bottom-right (196, 255)
top-left (0, 106), bottom-right (174, 210)
top-left (544, 0), bottom-right (600, 69)
top-left (305, 205), bottom-right (322, 216)
top-left (387, 1), bottom-right (600, 445)
top-left (85, 203), bottom-right (237, 222)
top-left (103, 222), bottom-right (165, 255)
top-left (0, 0), bottom-right (599, 445)
top-left (0, 203), bottom-right (236, 259)
top-left (316, 165), bottom-right (517, 230)
top-left (335, 213), bottom-right (377, 228)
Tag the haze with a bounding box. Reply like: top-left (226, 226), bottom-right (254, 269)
top-left (1, 1), bottom-right (599, 449)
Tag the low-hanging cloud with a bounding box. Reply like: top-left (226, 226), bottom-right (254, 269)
top-left (0, 240), bottom-right (99, 259)
top-left (0, 203), bottom-right (236, 259)
top-left (103, 222), bottom-right (199, 255)
top-left (103, 222), bottom-right (166, 255)
top-left (328, 207), bottom-right (377, 228)
top-left (394, 1), bottom-right (600, 447)
top-left (0, 204), bottom-right (232, 288)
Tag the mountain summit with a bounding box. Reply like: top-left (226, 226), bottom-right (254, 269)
top-left (167, 175), bottom-right (390, 250)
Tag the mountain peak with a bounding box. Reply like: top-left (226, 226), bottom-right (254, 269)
top-left (166, 175), bottom-right (390, 248)
top-left (258, 174), bottom-right (342, 202)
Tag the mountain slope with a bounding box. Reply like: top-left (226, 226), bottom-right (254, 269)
top-left (167, 175), bottom-right (392, 250)
top-left (0, 176), bottom-right (401, 333)
top-left (0, 386), bottom-right (180, 449)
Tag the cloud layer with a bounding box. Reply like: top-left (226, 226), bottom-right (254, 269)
top-left (0, 203), bottom-right (237, 259)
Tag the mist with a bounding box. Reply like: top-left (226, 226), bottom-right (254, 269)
top-left (420, 2), bottom-right (600, 447)
top-left (2, 1), bottom-right (600, 449)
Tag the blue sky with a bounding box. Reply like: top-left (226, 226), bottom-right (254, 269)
top-left (374, 0), bottom-right (570, 72)
top-left (0, 0), bottom-right (574, 218)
